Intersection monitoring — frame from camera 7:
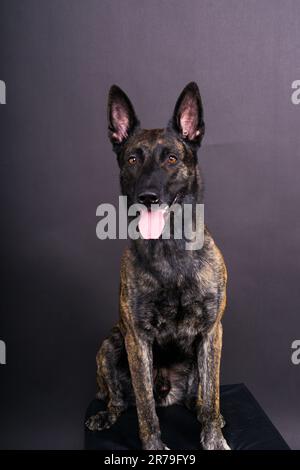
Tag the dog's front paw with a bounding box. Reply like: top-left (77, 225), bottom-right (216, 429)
top-left (201, 422), bottom-right (230, 450)
top-left (142, 436), bottom-right (170, 450)
top-left (85, 411), bottom-right (116, 431)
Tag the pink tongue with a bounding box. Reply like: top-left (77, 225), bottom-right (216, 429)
top-left (138, 209), bottom-right (166, 239)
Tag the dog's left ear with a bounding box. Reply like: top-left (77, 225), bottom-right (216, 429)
top-left (169, 82), bottom-right (205, 146)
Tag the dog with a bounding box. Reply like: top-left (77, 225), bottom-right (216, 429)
top-left (86, 82), bottom-right (230, 450)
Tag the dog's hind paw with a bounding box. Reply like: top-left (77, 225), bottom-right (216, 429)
top-left (85, 411), bottom-right (116, 432)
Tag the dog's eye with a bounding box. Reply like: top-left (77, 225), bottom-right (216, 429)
top-left (167, 154), bottom-right (178, 165)
top-left (128, 155), bottom-right (137, 166)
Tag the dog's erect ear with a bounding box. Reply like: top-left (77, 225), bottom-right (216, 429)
top-left (169, 82), bottom-right (205, 146)
top-left (108, 85), bottom-right (140, 146)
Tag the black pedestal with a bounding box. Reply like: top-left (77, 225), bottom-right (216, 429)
top-left (85, 383), bottom-right (289, 450)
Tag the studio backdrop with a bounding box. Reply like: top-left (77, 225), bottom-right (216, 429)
top-left (0, 0), bottom-right (300, 449)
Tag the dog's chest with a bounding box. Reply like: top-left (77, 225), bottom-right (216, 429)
top-left (150, 285), bottom-right (205, 349)
top-left (134, 242), bottom-right (219, 346)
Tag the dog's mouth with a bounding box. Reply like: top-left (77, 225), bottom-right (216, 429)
top-left (138, 192), bottom-right (183, 240)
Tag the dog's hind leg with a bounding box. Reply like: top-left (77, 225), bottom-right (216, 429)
top-left (85, 325), bottom-right (132, 432)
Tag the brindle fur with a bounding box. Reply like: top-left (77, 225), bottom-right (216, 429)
top-left (86, 82), bottom-right (230, 450)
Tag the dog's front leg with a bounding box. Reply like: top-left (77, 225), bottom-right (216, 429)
top-left (125, 332), bottom-right (168, 450)
top-left (196, 321), bottom-right (230, 450)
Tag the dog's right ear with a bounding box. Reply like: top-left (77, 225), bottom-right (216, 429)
top-left (107, 85), bottom-right (140, 147)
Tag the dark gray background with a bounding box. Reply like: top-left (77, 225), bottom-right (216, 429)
top-left (0, 0), bottom-right (299, 449)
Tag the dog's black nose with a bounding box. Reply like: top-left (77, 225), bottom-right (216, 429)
top-left (138, 192), bottom-right (159, 207)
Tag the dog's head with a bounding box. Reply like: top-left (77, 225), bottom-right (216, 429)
top-left (107, 83), bottom-right (205, 239)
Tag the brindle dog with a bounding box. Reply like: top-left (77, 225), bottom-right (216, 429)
top-left (86, 82), bottom-right (230, 450)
